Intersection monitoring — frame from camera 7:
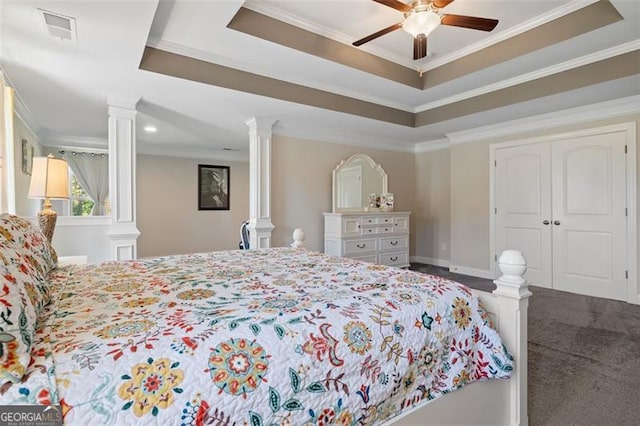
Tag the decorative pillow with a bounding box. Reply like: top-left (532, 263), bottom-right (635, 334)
top-left (0, 238), bottom-right (39, 383)
top-left (0, 214), bottom-right (58, 383)
top-left (0, 214), bottom-right (58, 274)
top-left (0, 214), bottom-right (57, 303)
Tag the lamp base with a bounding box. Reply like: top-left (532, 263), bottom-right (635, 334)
top-left (38, 200), bottom-right (57, 242)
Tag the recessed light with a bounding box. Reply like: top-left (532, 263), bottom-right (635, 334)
top-left (144, 126), bottom-right (157, 133)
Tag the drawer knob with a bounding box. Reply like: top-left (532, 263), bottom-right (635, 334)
top-left (385, 228), bottom-right (389, 232)
top-left (357, 243), bottom-right (366, 249)
top-left (390, 241), bottom-right (398, 246)
top-left (390, 256), bottom-right (398, 261)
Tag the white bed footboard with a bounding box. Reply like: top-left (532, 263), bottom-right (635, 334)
top-left (388, 250), bottom-right (531, 426)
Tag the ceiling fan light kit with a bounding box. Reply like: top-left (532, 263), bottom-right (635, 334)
top-left (354, 0), bottom-right (499, 61)
top-left (402, 10), bottom-right (441, 38)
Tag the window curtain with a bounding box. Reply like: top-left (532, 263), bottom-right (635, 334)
top-left (62, 152), bottom-right (109, 215)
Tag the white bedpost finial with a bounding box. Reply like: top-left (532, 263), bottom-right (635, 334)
top-left (492, 249), bottom-right (531, 426)
top-left (494, 250), bottom-right (530, 298)
top-left (291, 228), bottom-right (305, 248)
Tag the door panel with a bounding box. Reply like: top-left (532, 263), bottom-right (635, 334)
top-left (551, 132), bottom-right (627, 300)
top-left (496, 143), bottom-right (552, 286)
top-left (565, 146), bottom-right (610, 215)
top-left (564, 231), bottom-right (611, 279)
top-left (505, 227), bottom-right (543, 273)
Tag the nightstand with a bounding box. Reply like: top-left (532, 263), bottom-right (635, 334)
top-left (58, 255), bottom-right (89, 266)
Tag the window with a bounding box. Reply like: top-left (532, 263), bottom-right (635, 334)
top-left (67, 171), bottom-right (110, 216)
top-left (70, 173), bottom-right (94, 216)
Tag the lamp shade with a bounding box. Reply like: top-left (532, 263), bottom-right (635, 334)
top-left (28, 155), bottom-right (70, 199)
top-left (403, 10), bottom-right (441, 38)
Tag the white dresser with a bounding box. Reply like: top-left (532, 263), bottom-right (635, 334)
top-left (323, 212), bottom-right (410, 268)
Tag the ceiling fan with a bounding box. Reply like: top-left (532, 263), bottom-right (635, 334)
top-left (353, 0), bottom-right (499, 60)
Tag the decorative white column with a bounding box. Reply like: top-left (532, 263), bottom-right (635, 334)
top-left (106, 95), bottom-right (140, 260)
top-left (246, 117), bottom-right (276, 249)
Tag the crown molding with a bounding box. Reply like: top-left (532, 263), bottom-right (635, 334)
top-left (421, 0), bottom-right (599, 72)
top-left (415, 40), bottom-right (640, 113)
top-left (136, 144), bottom-right (249, 163)
top-left (243, 0), bottom-right (597, 74)
top-left (242, 0), bottom-right (418, 70)
top-left (41, 133), bottom-right (249, 161)
top-left (42, 134), bottom-right (108, 149)
top-left (147, 38), bottom-right (414, 113)
top-left (272, 124), bottom-right (415, 154)
top-left (414, 138), bottom-right (450, 153)
top-left (446, 95), bottom-right (640, 145)
top-left (0, 66), bottom-right (41, 137)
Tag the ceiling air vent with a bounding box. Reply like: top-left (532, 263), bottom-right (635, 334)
top-left (39, 9), bottom-right (77, 41)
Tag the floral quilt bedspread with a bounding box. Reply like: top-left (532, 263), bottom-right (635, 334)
top-left (1, 248), bottom-right (513, 425)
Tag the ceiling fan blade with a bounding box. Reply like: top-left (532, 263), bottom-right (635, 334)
top-left (413, 34), bottom-right (427, 60)
top-left (373, 0), bottom-right (412, 12)
top-left (353, 22), bottom-right (403, 46)
top-left (441, 14), bottom-right (499, 31)
top-left (433, 0), bottom-right (455, 8)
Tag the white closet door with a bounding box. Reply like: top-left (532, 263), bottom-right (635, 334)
top-left (551, 133), bottom-right (627, 300)
top-left (496, 143), bottom-right (552, 286)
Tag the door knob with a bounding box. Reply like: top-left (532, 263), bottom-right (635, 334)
top-left (553, 220), bottom-right (561, 226)
top-left (542, 220), bottom-right (550, 225)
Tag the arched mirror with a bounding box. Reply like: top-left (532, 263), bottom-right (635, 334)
top-left (332, 153), bottom-right (387, 212)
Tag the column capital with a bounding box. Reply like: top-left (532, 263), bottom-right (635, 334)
top-left (106, 93), bottom-right (140, 110)
top-left (246, 117), bottom-right (277, 133)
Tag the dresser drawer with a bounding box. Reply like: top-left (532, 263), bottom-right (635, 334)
top-left (379, 216), bottom-right (393, 225)
top-left (393, 216), bottom-right (409, 232)
top-left (379, 251), bottom-right (408, 267)
top-left (344, 238), bottom-right (377, 254)
top-left (362, 226), bottom-right (378, 235)
top-left (342, 217), bottom-right (362, 236)
top-left (362, 216), bottom-right (377, 225)
top-left (378, 224), bottom-right (394, 234)
top-left (379, 235), bottom-right (408, 251)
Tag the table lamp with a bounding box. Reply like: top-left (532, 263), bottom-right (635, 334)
top-left (28, 154), bottom-right (69, 242)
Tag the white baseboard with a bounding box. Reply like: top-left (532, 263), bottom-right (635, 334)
top-left (410, 256), bottom-right (450, 268)
top-left (448, 264), bottom-right (495, 280)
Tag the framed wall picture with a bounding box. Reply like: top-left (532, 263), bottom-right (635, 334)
top-left (21, 139), bottom-right (32, 175)
top-left (198, 165), bottom-right (230, 210)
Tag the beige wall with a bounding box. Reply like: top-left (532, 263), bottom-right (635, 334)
top-left (414, 148), bottom-right (450, 262)
top-left (13, 114), bottom-right (41, 216)
top-left (271, 135), bottom-right (415, 252)
top-left (137, 155), bottom-right (249, 257)
top-left (450, 141), bottom-right (492, 270)
top-left (449, 114), bottom-right (640, 281)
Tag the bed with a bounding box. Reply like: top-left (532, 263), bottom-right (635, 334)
top-left (0, 214), bottom-right (530, 425)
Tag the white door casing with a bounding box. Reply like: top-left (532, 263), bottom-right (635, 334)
top-left (496, 143), bottom-right (552, 287)
top-left (551, 133), bottom-right (628, 301)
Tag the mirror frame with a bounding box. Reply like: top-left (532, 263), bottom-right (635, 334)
top-left (332, 153), bottom-right (388, 212)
